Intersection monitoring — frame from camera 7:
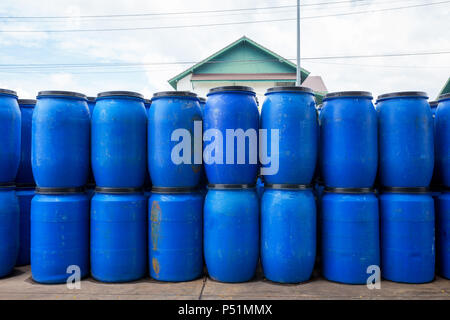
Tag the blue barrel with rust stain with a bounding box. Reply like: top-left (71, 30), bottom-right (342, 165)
top-left (148, 91), bottom-right (202, 188)
top-left (149, 189), bottom-right (203, 281)
top-left (16, 99), bottom-right (35, 186)
top-left (320, 91), bottom-right (377, 188)
top-left (261, 87), bottom-right (318, 185)
top-left (377, 92), bottom-right (434, 188)
top-left (15, 187), bottom-right (34, 266)
top-left (93, 91), bottom-right (147, 188)
top-left (436, 93), bottom-right (450, 187)
top-left (32, 91), bottom-right (90, 188)
top-left (0, 89), bottom-right (21, 184)
top-left (0, 186), bottom-right (19, 277)
top-left (380, 188), bottom-right (435, 283)
top-left (321, 188), bottom-right (380, 284)
top-left (261, 185), bottom-right (316, 283)
top-left (204, 185), bottom-right (259, 282)
top-left (91, 188), bottom-right (147, 282)
top-left (31, 189), bottom-right (89, 283)
top-left (436, 190), bottom-right (450, 279)
top-left (204, 86), bottom-right (259, 185)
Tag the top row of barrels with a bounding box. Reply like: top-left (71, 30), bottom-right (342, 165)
top-left (0, 87), bottom-right (449, 189)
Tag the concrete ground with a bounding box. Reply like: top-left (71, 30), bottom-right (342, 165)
top-left (0, 266), bottom-right (449, 300)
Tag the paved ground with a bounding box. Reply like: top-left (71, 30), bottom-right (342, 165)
top-left (0, 266), bottom-right (449, 300)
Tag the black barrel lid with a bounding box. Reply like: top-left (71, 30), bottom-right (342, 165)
top-left (37, 91), bottom-right (87, 99)
top-left (0, 88), bottom-right (18, 97)
top-left (95, 187), bottom-right (142, 194)
top-left (18, 99), bottom-right (36, 105)
top-left (208, 184), bottom-right (255, 190)
top-left (36, 187), bottom-right (85, 194)
top-left (97, 91), bottom-right (143, 99)
top-left (429, 100), bottom-right (439, 107)
top-left (377, 91), bottom-right (428, 100)
top-left (208, 86), bottom-right (255, 95)
top-left (264, 184), bottom-right (312, 190)
top-left (198, 97), bottom-right (206, 103)
top-left (439, 93), bottom-right (450, 101)
top-left (87, 96), bottom-right (96, 102)
top-left (324, 187), bottom-right (374, 194)
top-left (151, 186), bottom-right (199, 194)
top-left (324, 91), bottom-right (373, 99)
top-left (152, 91), bottom-right (197, 99)
top-left (382, 187), bottom-right (430, 194)
top-left (266, 86), bottom-right (314, 94)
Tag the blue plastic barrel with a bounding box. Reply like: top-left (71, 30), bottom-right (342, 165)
top-left (435, 93), bottom-right (450, 187)
top-left (261, 185), bottom-right (316, 283)
top-left (0, 89), bottom-right (21, 184)
top-left (0, 186), bottom-right (19, 277)
top-left (32, 91), bottom-right (90, 188)
top-left (204, 86), bottom-right (259, 185)
top-left (91, 188), bottom-right (147, 282)
top-left (321, 188), bottom-right (380, 284)
top-left (380, 188), bottom-right (435, 283)
top-left (430, 100), bottom-right (438, 119)
top-left (92, 91), bottom-right (147, 188)
top-left (430, 101), bottom-right (440, 187)
top-left (204, 185), bottom-right (259, 282)
top-left (15, 187), bottom-right (34, 266)
top-left (377, 92), bottom-right (434, 187)
top-left (436, 190), bottom-right (450, 279)
top-left (261, 87), bottom-right (318, 184)
top-left (16, 99), bottom-right (35, 186)
top-left (86, 97), bottom-right (96, 117)
top-left (31, 189), bottom-right (89, 283)
top-left (148, 91), bottom-right (202, 188)
top-left (320, 91), bottom-right (377, 188)
top-left (149, 190), bottom-right (203, 281)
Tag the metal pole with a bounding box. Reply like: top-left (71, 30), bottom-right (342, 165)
top-left (296, 0), bottom-right (301, 86)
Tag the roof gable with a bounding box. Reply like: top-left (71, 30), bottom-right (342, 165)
top-left (438, 76), bottom-right (450, 98)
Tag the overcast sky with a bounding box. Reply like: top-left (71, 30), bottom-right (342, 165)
top-left (0, 0), bottom-right (449, 100)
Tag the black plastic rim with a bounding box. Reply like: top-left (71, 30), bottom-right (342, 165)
top-left (36, 187), bottom-right (85, 194)
top-left (152, 91), bottom-right (197, 99)
top-left (377, 91), bottom-right (428, 100)
top-left (324, 187), bottom-right (374, 194)
top-left (0, 88), bottom-right (18, 97)
top-left (265, 184), bottom-right (312, 190)
top-left (382, 187), bottom-right (430, 194)
top-left (324, 91), bottom-right (372, 99)
top-left (439, 93), bottom-right (450, 101)
top-left (208, 86), bottom-right (255, 95)
top-left (15, 183), bottom-right (36, 188)
top-left (151, 187), bottom-right (198, 194)
top-left (208, 184), bottom-right (255, 190)
top-left (266, 86), bottom-right (314, 94)
top-left (87, 96), bottom-right (96, 102)
top-left (97, 91), bottom-right (143, 99)
top-left (0, 183), bottom-right (15, 188)
top-left (95, 187), bottom-right (142, 194)
top-left (18, 99), bottom-right (36, 105)
top-left (198, 97), bottom-right (206, 103)
top-left (429, 101), bottom-right (438, 107)
top-left (37, 91), bottom-right (87, 99)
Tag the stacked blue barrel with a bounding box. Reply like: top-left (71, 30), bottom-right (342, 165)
top-left (31, 91), bottom-right (90, 283)
top-left (148, 91), bottom-right (203, 282)
top-left (377, 91), bottom-right (435, 283)
top-left (319, 91), bottom-right (380, 284)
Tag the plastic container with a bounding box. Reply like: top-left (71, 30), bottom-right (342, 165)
top-left (436, 191), bottom-right (450, 279)
top-left (435, 93), bottom-right (450, 187)
top-left (16, 99), bottom-right (35, 186)
top-left (15, 187), bottom-right (34, 266)
top-left (0, 186), bottom-right (19, 277)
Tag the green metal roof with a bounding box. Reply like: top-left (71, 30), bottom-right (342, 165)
top-left (438, 76), bottom-right (450, 98)
top-left (168, 36), bottom-right (310, 89)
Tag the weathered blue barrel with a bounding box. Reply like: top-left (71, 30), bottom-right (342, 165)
top-left (31, 189), bottom-right (89, 283)
top-left (377, 92), bottom-right (434, 187)
top-left (320, 92), bottom-right (377, 188)
top-left (204, 86), bottom-right (259, 185)
top-left (91, 188), bottom-right (147, 282)
top-left (0, 89), bottom-right (21, 184)
top-left (92, 91), bottom-right (147, 188)
top-left (149, 190), bottom-right (203, 281)
top-left (380, 188), bottom-right (435, 283)
top-left (15, 187), bottom-right (34, 266)
top-left (436, 190), bottom-right (450, 279)
top-left (261, 87), bottom-right (318, 184)
top-left (32, 91), bottom-right (90, 188)
top-left (86, 97), bottom-right (96, 117)
top-left (435, 93), bottom-right (450, 187)
top-left (0, 186), bottom-right (19, 277)
top-left (204, 185), bottom-right (259, 282)
top-left (321, 188), bottom-right (380, 284)
top-left (148, 91), bottom-right (202, 188)
top-left (261, 185), bottom-right (316, 283)
top-left (16, 99), bottom-right (35, 186)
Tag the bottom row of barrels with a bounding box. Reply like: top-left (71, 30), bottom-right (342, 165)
top-left (0, 186), bottom-right (449, 284)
